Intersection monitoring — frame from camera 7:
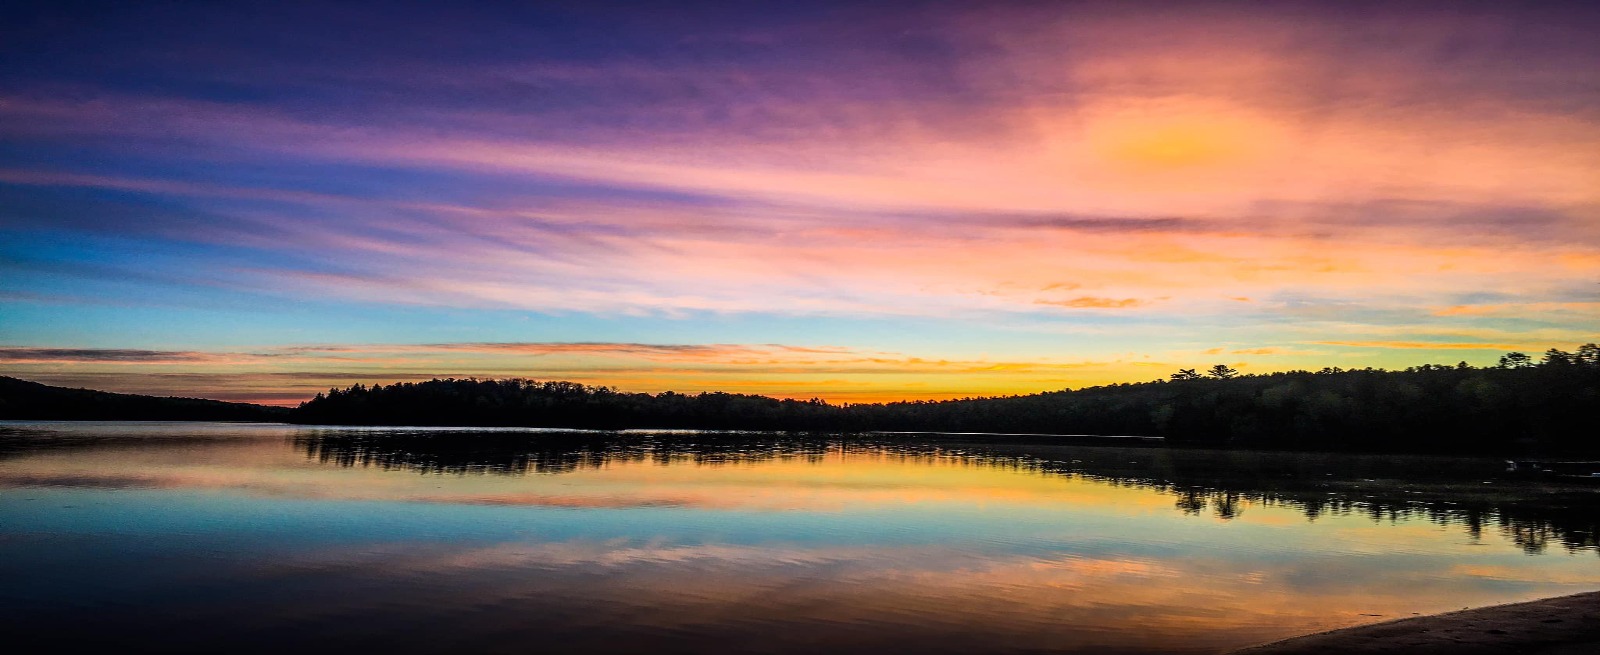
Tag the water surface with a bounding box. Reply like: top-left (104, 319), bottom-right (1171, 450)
top-left (2, 421), bottom-right (1597, 653)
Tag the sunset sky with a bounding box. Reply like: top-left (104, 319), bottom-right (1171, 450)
top-left (2, 1), bottom-right (1597, 405)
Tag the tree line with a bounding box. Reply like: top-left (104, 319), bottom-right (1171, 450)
top-left (290, 343), bottom-right (1600, 455)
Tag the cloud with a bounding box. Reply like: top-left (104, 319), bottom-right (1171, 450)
top-left (0, 347), bottom-right (221, 363)
top-left (0, 342), bottom-right (865, 366)
top-left (1229, 348), bottom-right (1313, 356)
top-left (2, 2), bottom-right (1598, 402)
top-left (1431, 302), bottom-right (1600, 317)
top-left (288, 342), bottom-right (757, 358)
top-left (1034, 297), bottom-right (1146, 309)
top-left (1315, 341), bottom-right (1529, 351)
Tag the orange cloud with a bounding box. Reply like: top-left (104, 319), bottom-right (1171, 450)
top-left (1432, 302), bottom-right (1600, 317)
top-left (1034, 297), bottom-right (1145, 309)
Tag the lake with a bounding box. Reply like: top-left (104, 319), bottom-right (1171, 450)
top-left (2, 421), bottom-right (1597, 653)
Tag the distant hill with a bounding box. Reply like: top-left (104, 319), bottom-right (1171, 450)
top-left (0, 376), bottom-right (289, 422)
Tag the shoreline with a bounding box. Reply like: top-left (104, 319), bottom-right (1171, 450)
top-left (1230, 591), bottom-right (1600, 654)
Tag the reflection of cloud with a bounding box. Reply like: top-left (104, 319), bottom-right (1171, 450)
top-left (7, 425), bottom-right (1600, 652)
top-left (1451, 565), bottom-right (1600, 585)
top-left (0, 472), bottom-right (178, 488)
top-left (1, 447), bottom-right (1170, 514)
top-left (0, 471), bottom-right (744, 510)
top-left (232, 532), bottom-right (1600, 653)
top-left (442, 492), bottom-right (737, 510)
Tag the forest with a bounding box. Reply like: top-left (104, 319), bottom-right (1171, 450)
top-left (289, 344), bottom-right (1600, 455)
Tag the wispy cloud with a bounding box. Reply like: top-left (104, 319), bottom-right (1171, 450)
top-left (0, 348), bottom-right (218, 363)
top-left (1035, 297), bottom-right (1146, 309)
top-left (1314, 341), bottom-right (1532, 351)
top-left (2, 2), bottom-right (1597, 400)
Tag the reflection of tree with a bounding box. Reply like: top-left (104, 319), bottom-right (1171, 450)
top-left (294, 431), bottom-right (1600, 556)
top-left (295, 430), bottom-right (868, 476)
top-left (1505, 521), bottom-right (1551, 554)
top-left (1212, 492), bottom-right (1243, 520)
top-left (1174, 489), bottom-right (1207, 516)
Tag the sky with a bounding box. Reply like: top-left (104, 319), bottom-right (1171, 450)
top-left (1, 1), bottom-right (1597, 405)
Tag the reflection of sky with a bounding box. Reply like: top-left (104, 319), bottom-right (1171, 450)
top-left (2, 425), bottom-right (1597, 653)
top-left (3, 2), bottom-right (1600, 403)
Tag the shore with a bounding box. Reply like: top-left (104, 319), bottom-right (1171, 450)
top-left (1231, 591), bottom-right (1600, 654)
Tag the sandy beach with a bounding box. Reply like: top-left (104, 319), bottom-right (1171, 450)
top-left (1231, 591), bottom-right (1600, 654)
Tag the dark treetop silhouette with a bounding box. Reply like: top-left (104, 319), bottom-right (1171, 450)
top-left (4, 344), bottom-right (1595, 455)
top-left (287, 344), bottom-right (1600, 456)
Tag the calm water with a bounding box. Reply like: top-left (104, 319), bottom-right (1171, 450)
top-left (2, 422), bottom-right (1598, 654)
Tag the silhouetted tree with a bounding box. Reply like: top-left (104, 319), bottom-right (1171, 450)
top-left (1499, 352), bottom-right (1534, 368)
top-left (1206, 364), bottom-right (1239, 379)
top-left (1543, 349), bottom-right (1575, 366)
top-left (1170, 369), bottom-right (1203, 381)
top-left (1578, 343), bottom-right (1600, 367)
